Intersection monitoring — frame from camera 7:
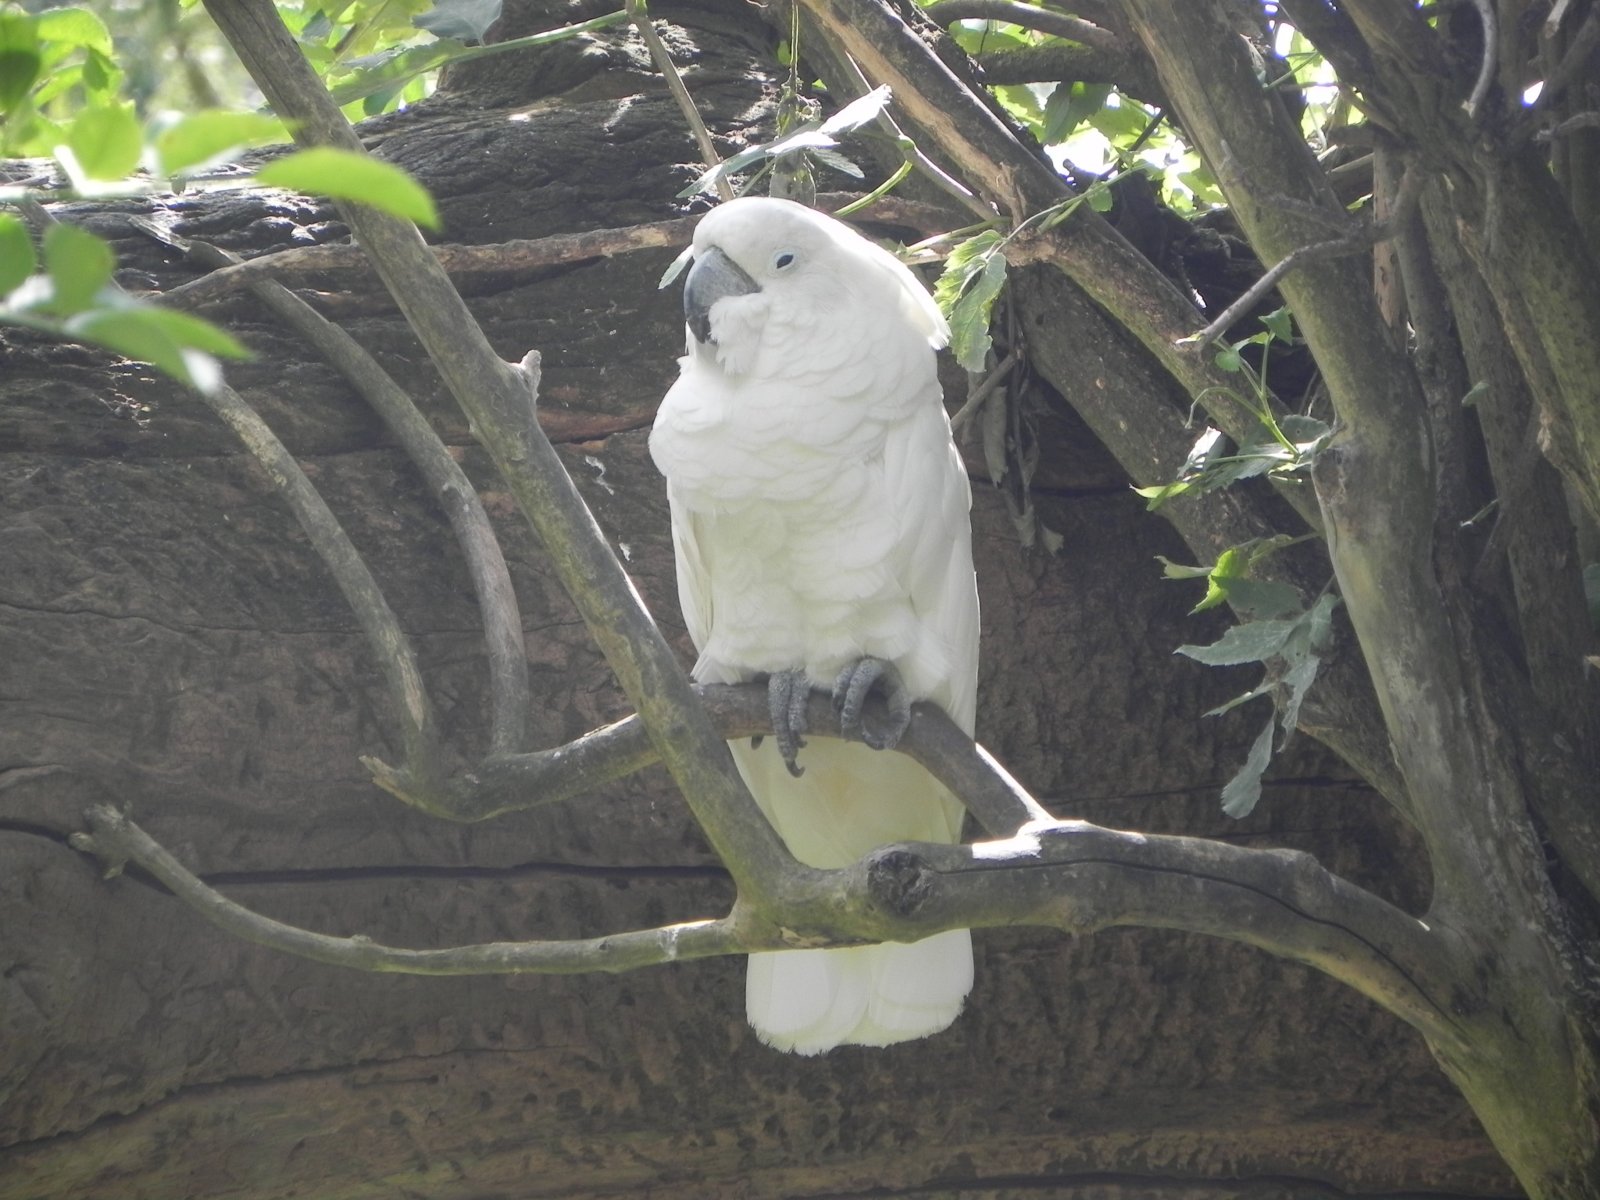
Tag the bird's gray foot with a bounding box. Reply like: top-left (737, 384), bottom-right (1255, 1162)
top-left (767, 669), bottom-right (811, 777)
top-left (832, 657), bottom-right (911, 751)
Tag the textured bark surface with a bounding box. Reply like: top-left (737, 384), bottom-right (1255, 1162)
top-left (0, 2), bottom-right (1517, 1196)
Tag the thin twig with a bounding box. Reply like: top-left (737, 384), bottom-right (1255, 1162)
top-left (922, 0), bottom-right (1121, 53)
top-left (950, 350), bottom-right (1019, 430)
top-left (626, 0), bottom-right (733, 201)
top-left (160, 216), bottom-right (702, 309)
top-left (371, 682), bottom-right (1057, 836)
top-left (70, 805), bottom-right (749, 973)
top-left (1189, 165), bottom-right (1424, 346)
top-left (830, 49), bottom-right (996, 222)
top-left (157, 198), bottom-right (957, 309)
top-left (1463, 0), bottom-right (1497, 120)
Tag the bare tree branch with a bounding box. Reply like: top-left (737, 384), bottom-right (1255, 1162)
top-left (203, 0), bottom-right (797, 900)
top-left (626, 0), bottom-right (733, 201)
top-left (69, 778), bottom-right (1471, 1059)
top-left (369, 684), bottom-right (1057, 836)
top-left (923, 0), bottom-right (1121, 52)
top-left (135, 219), bottom-right (532, 759)
top-left (155, 197), bottom-right (957, 310)
top-left (1188, 163), bottom-right (1423, 346)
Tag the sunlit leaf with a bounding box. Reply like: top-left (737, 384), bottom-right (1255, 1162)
top-left (948, 250), bottom-right (1007, 372)
top-left (256, 147), bottom-right (441, 229)
top-left (657, 243), bottom-right (694, 290)
top-left (42, 222), bottom-right (114, 312)
top-left (36, 7), bottom-right (113, 55)
top-left (808, 146), bottom-right (862, 179)
top-left (66, 102), bottom-right (141, 180)
top-left (1156, 556), bottom-right (1212, 581)
top-left (0, 214), bottom-right (36, 295)
top-left (64, 306), bottom-right (221, 391)
top-left (1191, 545), bottom-right (1246, 614)
top-left (328, 41), bottom-right (458, 104)
top-left (1043, 81), bottom-right (1109, 145)
top-left (817, 84), bottom-right (891, 135)
top-left (156, 110), bottom-right (289, 174)
top-left (132, 306), bottom-right (252, 359)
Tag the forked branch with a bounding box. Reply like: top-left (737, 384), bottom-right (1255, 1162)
top-left (71, 723), bottom-right (1470, 1058)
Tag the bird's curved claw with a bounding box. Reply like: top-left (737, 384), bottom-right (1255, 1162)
top-left (767, 670), bottom-right (810, 777)
top-left (832, 657), bottom-right (911, 751)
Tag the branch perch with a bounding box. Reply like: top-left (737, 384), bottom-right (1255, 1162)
top-left (369, 682), bottom-right (1056, 836)
top-left (70, 774), bottom-right (1471, 1058)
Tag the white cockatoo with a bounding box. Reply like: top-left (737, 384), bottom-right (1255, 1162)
top-left (649, 196), bottom-right (980, 1055)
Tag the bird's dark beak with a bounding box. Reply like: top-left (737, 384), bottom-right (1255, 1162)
top-left (684, 246), bottom-right (759, 344)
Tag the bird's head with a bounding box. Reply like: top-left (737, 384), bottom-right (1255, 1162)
top-left (682, 197), bottom-right (831, 349)
top-left (679, 197), bottom-right (947, 376)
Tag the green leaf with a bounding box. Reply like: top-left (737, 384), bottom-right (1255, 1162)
top-left (0, 11), bottom-right (42, 112)
top-left (131, 306), bottom-right (252, 359)
top-left (1133, 478), bottom-right (1191, 509)
top-left (1278, 413), bottom-right (1330, 446)
top-left (414, 0), bottom-right (503, 41)
top-left (1220, 578), bottom-right (1304, 621)
top-left (1260, 305), bottom-right (1294, 343)
top-left (808, 146), bottom-right (863, 179)
top-left (1275, 648), bottom-right (1321, 737)
top-left (64, 307), bottom-right (222, 392)
top-left (66, 102), bottom-right (141, 180)
top-left (948, 250), bottom-right (1007, 372)
top-left (933, 229), bottom-right (1002, 313)
top-left (42, 222), bottom-right (113, 312)
top-left (1176, 616), bottom-right (1299, 667)
top-left (1192, 545), bottom-right (1247, 614)
top-left (657, 244), bottom-right (694, 290)
top-left (0, 214), bottom-right (36, 295)
top-left (1042, 81), bottom-right (1109, 146)
top-left (1156, 556), bottom-right (1212, 581)
top-left (36, 7), bottom-right (113, 55)
top-left (1303, 591), bottom-right (1339, 655)
top-left (1213, 344), bottom-right (1243, 372)
top-left (327, 40), bottom-right (459, 105)
top-left (1204, 677), bottom-right (1273, 719)
top-left (256, 147), bottom-right (440, 229)
top-left (1220, 718), bottom-right (1275, 818)
top-left (156, 110), bottom-right (289, 175)
top-left (993, 84), bottom-right (1044, 137)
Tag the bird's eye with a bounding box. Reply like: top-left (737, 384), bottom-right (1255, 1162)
top-left (773, 250), bottom-right (797, 271)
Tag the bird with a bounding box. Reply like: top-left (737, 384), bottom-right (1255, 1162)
top-left (649, 196), bottom-right (979, 1054)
